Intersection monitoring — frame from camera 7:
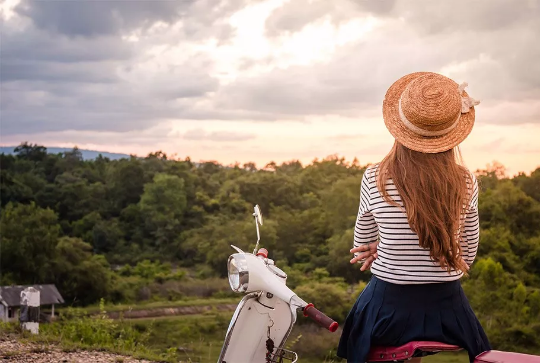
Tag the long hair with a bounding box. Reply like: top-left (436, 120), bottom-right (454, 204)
top-left (376, 141), bottom-right (471, 273)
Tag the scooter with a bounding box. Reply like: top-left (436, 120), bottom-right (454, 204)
top-left (218, 205), bottom-right (540, 363)
top-left (217, 205), bottom-right (338, 363)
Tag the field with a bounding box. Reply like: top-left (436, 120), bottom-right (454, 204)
top-left (118, 310), bottom-right (470, 363)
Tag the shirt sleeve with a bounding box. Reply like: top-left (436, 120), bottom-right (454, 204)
top-left (461, 174), bottom-right (479, 266)
top-left (353, 168), bottom-right (378, 255)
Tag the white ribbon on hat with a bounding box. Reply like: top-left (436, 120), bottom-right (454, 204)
top-left (458, 82), bottom-right (481, 113)
top-left (399, 82), bottom-right (480, 137)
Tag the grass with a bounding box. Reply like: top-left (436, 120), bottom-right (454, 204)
top-left (116, 312), bottom-right (471, 363)
top-left (119, 311), bottom-right (232, 362)
top-left (424, 352), bottom-right (469, 362)
top-left (0, 302), bottom-right (505, 363)
top-left (60, 297), bottom-right (238, 315)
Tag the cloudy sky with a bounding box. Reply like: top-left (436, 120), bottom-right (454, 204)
top-left (1, 0), bottom-right (539, 174)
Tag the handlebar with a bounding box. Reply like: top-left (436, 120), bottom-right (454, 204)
top-left (302, 303), bottom-right (339, 332)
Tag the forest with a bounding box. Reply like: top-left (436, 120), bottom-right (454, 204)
top-left (1, 142), bottom-right (539, 358)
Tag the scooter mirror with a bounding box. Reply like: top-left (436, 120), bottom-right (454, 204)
top-left (254, 204), bottom-right (263, 226)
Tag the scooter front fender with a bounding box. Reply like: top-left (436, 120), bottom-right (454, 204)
top-left (218, 292), bottom-right (296, 363)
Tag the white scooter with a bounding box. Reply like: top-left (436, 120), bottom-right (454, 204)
top-left (218, 205), bottom-right (338, 363)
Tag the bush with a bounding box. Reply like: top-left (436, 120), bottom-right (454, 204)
top-left (295, 282), bottom-right (351, 323)
top-left (287, 324), bottom-right (341, 360)
top-left (148, 277), bottom-right (232, 299)
top-left (40, 299), bottom-right (151, 353)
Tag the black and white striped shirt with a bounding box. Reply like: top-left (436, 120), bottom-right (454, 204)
top-left (354, 165), bottom-right (479, 284)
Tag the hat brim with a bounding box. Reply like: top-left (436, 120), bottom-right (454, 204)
top-left (382, 72), bottom-right (476, 153)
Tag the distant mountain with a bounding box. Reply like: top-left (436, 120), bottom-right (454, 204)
top-left (0, 146), bottom-right (132, 161)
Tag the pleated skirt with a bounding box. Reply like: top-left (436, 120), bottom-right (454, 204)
top-left (337, 276), bottom-right (491, 363)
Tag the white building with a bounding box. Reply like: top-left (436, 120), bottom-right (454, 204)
top-left (0, 285), bottom-right (64, 323)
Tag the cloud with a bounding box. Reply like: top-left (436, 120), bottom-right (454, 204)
top-left (265, 0), bottom-right (395, 37)
top-left (14, 0), bottom-right (251, 39)
top-left (1, 0), bottom-right (539, 144)
top-left (183, 128), bottom-right (256, 141)
top-left (327, 133), bottom-right (364, 140)
top-left (220, 0), bottom-right (540, 123)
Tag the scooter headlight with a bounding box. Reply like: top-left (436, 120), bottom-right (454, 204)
top-left (227, 254), bottom-right (249, 293)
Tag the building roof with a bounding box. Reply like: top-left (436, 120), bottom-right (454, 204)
top-left (0, 285), bottom-right (65, 306)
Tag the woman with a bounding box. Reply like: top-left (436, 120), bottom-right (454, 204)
top-left (337, 72), bottom-right (491, 363)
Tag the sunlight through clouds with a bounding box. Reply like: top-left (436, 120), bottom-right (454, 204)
top-left (0, 0), bottom-right (20, 20)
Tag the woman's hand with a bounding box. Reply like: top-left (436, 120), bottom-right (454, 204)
top-left (350, 242), bottom-right (379, 271)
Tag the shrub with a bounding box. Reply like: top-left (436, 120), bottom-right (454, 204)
top-left (295, 282), bottom-right (351, 323)
top-left (40, 299), bottom-right (151, 353)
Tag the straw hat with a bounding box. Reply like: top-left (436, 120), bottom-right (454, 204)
top-left (382, 72), bottom-right (480, 153)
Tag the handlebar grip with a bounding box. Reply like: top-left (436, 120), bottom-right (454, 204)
top-left (303, 303), bottom-right (339, 332)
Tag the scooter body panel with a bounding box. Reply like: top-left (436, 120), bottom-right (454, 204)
top-left (218, 292), bottom-right (295, 363)
top-left (474, 350), bottom-right (540, 363)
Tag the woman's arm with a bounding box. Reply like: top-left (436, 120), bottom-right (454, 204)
top-left (462, 175), bottom-right (479, 266)
top-left (353, 169), bottom-right (378, 252)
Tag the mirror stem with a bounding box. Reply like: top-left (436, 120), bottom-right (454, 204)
top-left (253, 212), bottom-right (261, 254)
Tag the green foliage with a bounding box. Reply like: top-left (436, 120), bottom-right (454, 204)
top-left (479, 180), bottom-right (540, 237)
top-left (53, 237), bottom-right (112, 305)
top-left (1, 143), bottom-right (539, 354)
top-left (118, 260), bottom-right (185, 283)
top-left (38, 299), bottom-right (154, 356)
top-left (322, 175), bottom-right (364, 233)
top-left (295, 280), bottom-right (352, 322)
top-left (327, 229), bottom-right (369, 283)
top-left (0, 202), bottom-right (60, 284)
top-left (139, 173), bottom-right (187, 250)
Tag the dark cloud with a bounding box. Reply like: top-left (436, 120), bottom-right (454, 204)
top-left (1, 61), bottom-right (119, 83)
top-left (15, 0), bottom-right (229, 37)
top-left (1, 56), bottom-right (219, 135)
top-left (1, 0), bottom-right (224, 135)
top-left (2, 26), bottom-right (135, 63)
top-left (12, 0), bottom-right (260, 45)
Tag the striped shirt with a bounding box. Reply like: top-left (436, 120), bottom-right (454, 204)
top-left (354, 165), bottom-right (479, 284)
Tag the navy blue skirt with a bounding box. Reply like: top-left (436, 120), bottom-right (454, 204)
top-left (337, 276), bottom-right (491, 363)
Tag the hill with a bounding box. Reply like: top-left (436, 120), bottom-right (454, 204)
top-left (0, 146), bottom-right (131, 160)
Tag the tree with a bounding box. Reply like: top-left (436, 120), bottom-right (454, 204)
top-left (180, 215), bottom-right (278, 274)
top-left (13, 142), bottom-right (48, 163)
top-left (106, 158), bottom-right (146, 211)
top-left (139, 173), bottom-right (187, 249)
top-left (92, 218), bottom-right (124, 254)
top-left (53, 172), bottom-right (106, 222)
top-left (514, 168), bottom-right (540, 202)
top-left (479, 181), bottom-right (540, 237)
top-left (322, 174), bottom-right (364, 233)
top-left (52, 237), bottom-right (111, 305)
top-left (476, 162), bottom-right (507, 191)
top-left (0, 170), bottom-right (34, 206)
top-left (295, 282), bottom-right (351, 322)
top-left (0, 202), bottom-right (60, 283)
top-left (326, 229), bottom-right (366, 283)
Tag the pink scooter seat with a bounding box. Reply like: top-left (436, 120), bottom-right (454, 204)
top-left (367, 341), bottom-right (462, 362)
top-left (475, 350), bottom-right (540, 363)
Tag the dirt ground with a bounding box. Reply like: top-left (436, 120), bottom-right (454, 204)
top-left (0, 337), bottom-right (157, 363)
